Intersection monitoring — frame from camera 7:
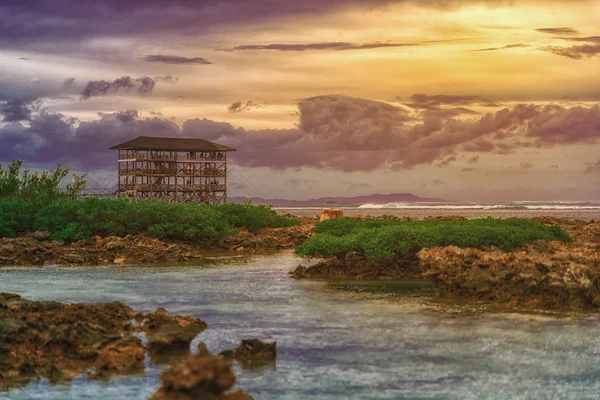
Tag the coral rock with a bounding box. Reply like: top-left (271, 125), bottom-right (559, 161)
top-left (319, 208), bottom-right (344, 222)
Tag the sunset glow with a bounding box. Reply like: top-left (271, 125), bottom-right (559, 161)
top-left (1, 0), bottom-right (599, 200)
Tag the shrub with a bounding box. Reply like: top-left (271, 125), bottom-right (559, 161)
top-left (2, 198), bottom-right (298, 242)
top-left (0, 199), bottom-right (37, 237)
top-left (0, 160), bottom-right (87, 203)
top-left (296, 217), bottom-right (573, 260)
top-left (216, 203), bottom-right (300, 233)
top-left (0, 159), bottom-right (298, 241)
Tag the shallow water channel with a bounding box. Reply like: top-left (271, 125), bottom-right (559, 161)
top-left (1, 252), bottom-right (600, 400)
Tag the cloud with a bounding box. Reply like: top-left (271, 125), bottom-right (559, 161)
top-left (470, 44), bottom-right (529, 52)
top-left (540, 36), bottom-right (600, 59)
top-left (525, 104), bottom-right (600, 145)
top-left (535, 27), bottom-right (579, 35)
top-left (467, 155), bottom-right (480, 164)
top-left (62, 77), bottom-right (76, 90)
top-left (583, 160), bottom-right (600, 174)
top-left (435, 156), bottom-right (457, 168)
top-left (0, 96), bottom-right (39, 122)
top-left (222, 41), bottom-right (418, 52)
top-left (222, 38), bottom-right (469, 52)
top-left (559, 36), bottom-right (600, 43)
top-left (0, 111), bottom-right (180, 168)
top-left (541, 44), bottom-right (600, 59)
top-left (402, 94), bottom-right (500, 109)
top-left (520, 161), bottom-right (533, 169)
top-left (1, 95), bottom-right (600, 173)
top-left (80, 76), bottom-right (175, 100)
top-left (0, 1), bottom-right (400, 51)
top-left (141, 55), bottom-right (212, 65)
top-left (96, 109), bottom-right (139, 123)
top-left (462, 139), bottom-right (495, 152)
top-left (227, 100), bottom-right (265, 113)
top-left (421, 107), bottom-right (479, 119)
top-left (155, 76), bottom-right (179, 84)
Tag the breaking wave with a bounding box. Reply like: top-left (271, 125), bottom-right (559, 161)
top-left (357, 202), bottom-right (600, 210)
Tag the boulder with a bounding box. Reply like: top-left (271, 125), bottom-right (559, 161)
top-left (61, 252), bottom-right (86, 264)
top-left (145, 312), bottom-right (208, 356)
top-left (418, 240), bottom-right (600, 310)
top-left (0, 295), bottom-right (138, 387)
top-left (319, 208), bottom-right (344, 222)
top-left (92, 336), bottom-right (145, 379)
top-left (231, 339), bottom-right (276, 368)
top-left (0, 256), bottom-right (16, 266)
top-left (30, 231), bottom-right (52, 241)
top-left (150, 347), bottom-right (253, 400)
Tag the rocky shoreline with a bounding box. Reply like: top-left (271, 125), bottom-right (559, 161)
top-left (292, 217), bottom-right (600, 311)
top-left (419, 217), bottom-right (600, 310)
top-left (0, 293), bottom-right (275, 398)
top-left (3, 215), bottom-right (600, 311)
top-left (0, 217), bottom-right (316, 267)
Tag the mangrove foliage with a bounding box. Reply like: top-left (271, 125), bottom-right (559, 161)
top-left (0, 160), bottom-right (298, 241)
top-left (0, 198), bottom-right (299, 241)
top-left (296, 217), bottom-right (573, 260)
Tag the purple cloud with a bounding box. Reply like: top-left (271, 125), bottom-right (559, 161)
top-left (1, 95), bottom-right (600, 173)
top-left (141, 55), bottom-right (212, 65)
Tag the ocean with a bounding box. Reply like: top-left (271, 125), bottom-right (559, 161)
top-left (275, 201), bottom-right (600, 220)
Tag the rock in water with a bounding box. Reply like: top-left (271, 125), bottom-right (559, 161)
top-left (150, 346), bottom-right (254, 400)
top-left (319, 208), bottom-right (344, 222)
top-left (231, 339), bottom-right (276, 368)
top-left (92, 336), bottom-right (146, 379)
top-left (144, 311), bottom-right (208, 357)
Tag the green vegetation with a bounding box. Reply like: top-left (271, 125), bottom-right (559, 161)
top-left (0, 160), bottom-right (87, 203)
top-left (296, 217), bottom-right (572, 260)
top-left (0, 198), bottom-right (299, 241)
top-left (0, 160), bottom-right (298, 241)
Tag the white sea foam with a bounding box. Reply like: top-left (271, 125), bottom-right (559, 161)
top-left (357, 202), bottom-right (600, 210)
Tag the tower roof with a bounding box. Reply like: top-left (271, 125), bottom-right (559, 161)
top-left (110, 136), bottom-right (235, 152)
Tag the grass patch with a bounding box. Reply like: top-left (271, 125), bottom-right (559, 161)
top-left (296, 217), bottom-right (572, 260)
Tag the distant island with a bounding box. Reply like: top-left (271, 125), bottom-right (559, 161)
top-left (230, 193), bottom-right (448, 207)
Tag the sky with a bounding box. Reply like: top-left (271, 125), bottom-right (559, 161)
top-left (1, 0), bottom-right (599, 201)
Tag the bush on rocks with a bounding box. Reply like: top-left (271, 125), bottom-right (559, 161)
top-left (0, 197), bottom-right (298, 242)
top-left (297, 217), bottom-right (572, 260)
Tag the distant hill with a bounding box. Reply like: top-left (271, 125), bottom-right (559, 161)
top-left (229, 193), bottom-right (448, 207)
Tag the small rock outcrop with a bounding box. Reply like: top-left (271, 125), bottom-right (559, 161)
top-left (0, 293), bottom-right (138, 385)
top-left (150, 343), bottom-right (254, 400)
top-left (418, 218), bottom-right (600, 310)
top-left (0, 295), bottom-right (208, 388)
top-left (291, 252), bottom-right (422, 281)
top-left (92, 336), bottom-right (146, 379)
top-left (220, 339), bottom-right (276, 369)
top-left (0, 217), bottom-right (315, 267)
top-left (0, 294), bottom-right (268, 396)
top-left (142, 309), bottom-right (208, 356)
top-left (319, 208), bottom-right (344, 222)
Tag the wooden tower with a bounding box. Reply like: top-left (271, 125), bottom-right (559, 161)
top-left (110, 136), bottom-right (235, 204)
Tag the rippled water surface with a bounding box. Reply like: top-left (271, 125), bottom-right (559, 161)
top-left (1, 252), bottom-right (600, 400)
